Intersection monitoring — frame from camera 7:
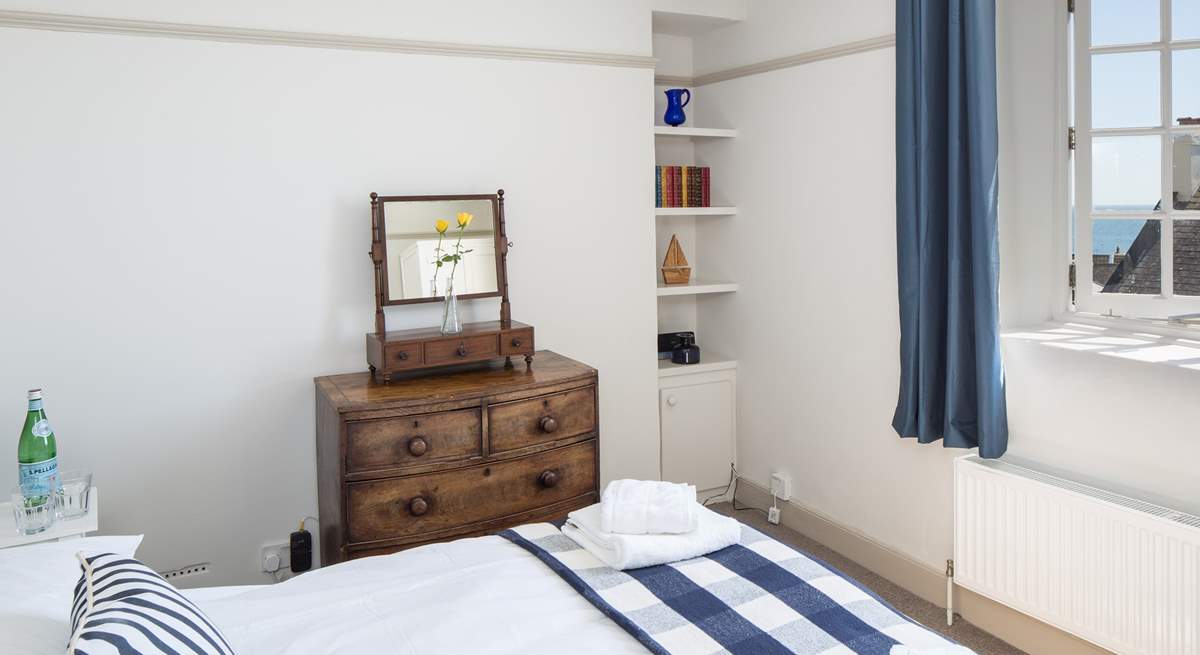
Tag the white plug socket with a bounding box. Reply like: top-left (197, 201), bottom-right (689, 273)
top-left (261, 543), bottom-right (290, 574)
top-left (767, 506), bottom-right (781, 524)
top-left (769, 472), bottom-right (792, 502)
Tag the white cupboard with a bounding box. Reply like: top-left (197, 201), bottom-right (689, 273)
top-left (659, 368), bottom-right (736, 492)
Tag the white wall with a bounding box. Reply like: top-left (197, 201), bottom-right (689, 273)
top-left (997, 1), bottom-right (1200, 516)
top-left (695, 1), bottom-right (959, 570)
top-left (693, 0), bottom-right (892, 75)
top-left (695, 0), bottom-right (1200, 580)
top-left (0, 0), bottom-right (653, 54)
top-left (0, 4), bottom-right (660, 585)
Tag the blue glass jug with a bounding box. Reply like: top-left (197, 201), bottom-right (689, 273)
top-left (663, 88), bottom-right (691, 127)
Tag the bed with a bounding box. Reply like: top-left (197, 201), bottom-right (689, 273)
top-left (1, 522), bottom-right (967, 655)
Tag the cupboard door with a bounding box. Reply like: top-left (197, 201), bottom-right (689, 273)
top-left (660, 378), bottom-right (734, 491)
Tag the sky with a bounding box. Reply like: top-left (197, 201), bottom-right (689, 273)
top-left (1086, 0), bottom-right (1200, 253)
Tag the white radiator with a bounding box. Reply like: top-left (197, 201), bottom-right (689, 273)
top-left (953, 456), bottom-right (1200, 655)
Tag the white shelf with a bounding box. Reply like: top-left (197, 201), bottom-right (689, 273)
top-left (657, 279), bottom-right (738, 297)
top-left (655, 206), bottom-right (737, 217)
top-left (658, 353), bottom-right (738, 378)
top-left (0, 487), bottom-right (98, 549)
top-left (653, 126), bottom-right (738, 138)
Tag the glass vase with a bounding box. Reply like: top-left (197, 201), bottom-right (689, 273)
top-left (440, 279), bottom-right (462, 335)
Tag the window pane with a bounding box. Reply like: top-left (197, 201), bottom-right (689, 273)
top-left (1176, 220), bottom-right (1200, 295)
top-left (1092, 0), bottom-right (1160, 46)
top-left (1172, 134), bottom-right (1200, 209)
top-left (1174, 49), bottom-right (1200, 125)
top-left (1174, 0), bottom-right (1200, 40)
top-left (1093, 51), bottom-right (1160, 128)
top-left (1093, 219), bottom-right (1161, 294)
top-left (1092, 135), bottom-right (1162, 211)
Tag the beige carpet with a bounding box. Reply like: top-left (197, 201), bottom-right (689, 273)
top-left (710, 502), bottom-right (1026, 655)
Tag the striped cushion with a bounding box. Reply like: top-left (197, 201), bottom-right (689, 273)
top-left (69, 552), bottom-right (236, 655)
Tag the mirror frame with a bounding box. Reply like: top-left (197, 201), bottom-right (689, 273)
top-left (369, 190), bottom-right (511, 334)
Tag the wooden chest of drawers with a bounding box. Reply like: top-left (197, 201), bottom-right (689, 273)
top-left (315, 350), bottom-right (598, 565)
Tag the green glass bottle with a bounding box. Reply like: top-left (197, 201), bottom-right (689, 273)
top-left (17, 388), bottom-right (59, 502)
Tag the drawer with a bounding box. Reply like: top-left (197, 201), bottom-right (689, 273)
top-left (345, 494), bottom-right (595, 559)
top-left (500, 328), bottom-right (534, 355)
top-left (346, 408), bottom-right (482, 475)
top-left (346, 439), bottom-right (596, 544)
top-left (383, 341), bottom-right (424, 370)
top-left (488, 385), bottom-right (596, 453)
top-left (424, 334), bottom-right (500, 366)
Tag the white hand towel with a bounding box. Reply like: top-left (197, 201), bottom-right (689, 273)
top-left (563, 502), bottom-right (740, 570)
top-left (599, 479), bottom-right (698, 535)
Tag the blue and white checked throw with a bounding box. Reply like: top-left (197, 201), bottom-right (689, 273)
top-left (500, 522), bottom-right (965, 655)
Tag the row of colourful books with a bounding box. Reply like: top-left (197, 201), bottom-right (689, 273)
top-left (655, 165), bottom-right (711, 208)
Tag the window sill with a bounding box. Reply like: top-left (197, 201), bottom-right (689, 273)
top-left (1002, 318), bottom-right (1200, 373)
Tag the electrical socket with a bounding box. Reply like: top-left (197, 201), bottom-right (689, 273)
top-left (769, 471), bottom-right (793, 502)
top-left (767, 506), bottom-right (781, 525)
top-left (261, 543), bottom-right (290, 575)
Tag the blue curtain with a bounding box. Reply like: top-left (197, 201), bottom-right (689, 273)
top-left (893, 0), bottom-right (1007, 458)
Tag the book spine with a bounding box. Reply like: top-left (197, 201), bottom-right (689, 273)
top-left (666, 166), bottom-right (673, 208)
top-left (690, 166), bottom-right (700, 208)
top-left (655, 166), bottom-right (662, 208)
top-left (674, 166), bottom-right (682, 208)
top-left (702, 167), bottom-right (710, 207)
top-left (682, 166), bottom-right (689, 208)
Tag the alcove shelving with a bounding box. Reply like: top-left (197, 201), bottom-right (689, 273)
top-left (650, 5), bottom-right (742, 495)
top-left (653, 126), bottom-right (738, 138)
top-left (650, 16), bottom-right (740, 373)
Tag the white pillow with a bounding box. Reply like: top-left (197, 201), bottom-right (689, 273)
top-left (0, 536), bottom-right (143, 655)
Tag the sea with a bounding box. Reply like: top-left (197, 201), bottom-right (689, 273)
top-left (1085, 204), bottom-right (1151, 255)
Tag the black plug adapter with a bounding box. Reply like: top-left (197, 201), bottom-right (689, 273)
top-left (289, 528), bottom-right (312, 573)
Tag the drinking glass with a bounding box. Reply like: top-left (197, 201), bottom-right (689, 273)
top-left (10, 485), bottom-right (56, 535)
top-left (56, 470), bottom-right (93, 519)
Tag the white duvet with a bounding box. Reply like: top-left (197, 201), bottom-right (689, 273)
top-left (192, 535), bottom-right (645, 655)
top-left (2, 534), bottom-right (642, 655)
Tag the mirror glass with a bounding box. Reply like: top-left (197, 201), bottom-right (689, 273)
top-left (381, 198), bottom-right (499, 303)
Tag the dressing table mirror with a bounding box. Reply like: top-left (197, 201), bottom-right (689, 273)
top-left (367, 190), bottom-right (534, 382)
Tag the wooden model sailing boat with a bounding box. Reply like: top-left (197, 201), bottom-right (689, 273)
top-left (661, 234), bottom-right (692, 285)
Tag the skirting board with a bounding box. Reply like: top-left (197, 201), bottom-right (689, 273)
top-left (734, 479), bottom-right (1115, 655)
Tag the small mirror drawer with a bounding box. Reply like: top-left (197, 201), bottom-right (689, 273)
top-left (346, 408), bottom-right (482, 475)
top-left (346, 440), bottom-right (597, 544)
top-left (383, 341), bottom-right (425, 369)
top-left (488, 386), bottom-right (596, 453)
top-left (500, 328), bottom-right (534, 355)
top-left (424, 334), bottom-right (500, 366)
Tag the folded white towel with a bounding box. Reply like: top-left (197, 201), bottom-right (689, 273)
top-left (564, 502), bottom-right (740, 570)
top-left (600, 479), bottom-right (698, 535)
top-left (889, 646), bottom-right (976, 655)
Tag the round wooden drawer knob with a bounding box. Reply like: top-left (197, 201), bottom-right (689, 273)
top-left (407, 436), bottom-right (428, 457)
top-left (456, 344), bottom-right (468, 357)
top-left (538, 470), bottom-right (559, 488)
top-left (511, 337), bottom-right (523, 347)
top-left (397, 351), bottom-right (408, 361)
top-left (538, 416), bottom-right (558, 433)
top-left (408, 496), bottom-right (429, 516)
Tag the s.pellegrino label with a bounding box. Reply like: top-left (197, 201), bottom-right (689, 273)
top-left (18, 389), bottom-right (59, 499)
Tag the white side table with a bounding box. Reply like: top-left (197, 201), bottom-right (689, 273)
top-left (0, 487), bottom-right (98, 549)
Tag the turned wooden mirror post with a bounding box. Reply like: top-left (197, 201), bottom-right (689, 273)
top-left (370, 192), bottom-right (386, 335)
top-left (497, 189), bottom-right (512, 328)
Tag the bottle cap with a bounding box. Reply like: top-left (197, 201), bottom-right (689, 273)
top-left (27, 388), bottom-right (42, 400)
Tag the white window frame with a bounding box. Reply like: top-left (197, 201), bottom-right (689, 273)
top-left (1072, 0), bottom-right (1200, 322)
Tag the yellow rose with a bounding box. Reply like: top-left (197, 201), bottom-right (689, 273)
top-left (435, 219), bottom-right (449, 234)
top-left (457, 212), bottom-right (474, 228)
